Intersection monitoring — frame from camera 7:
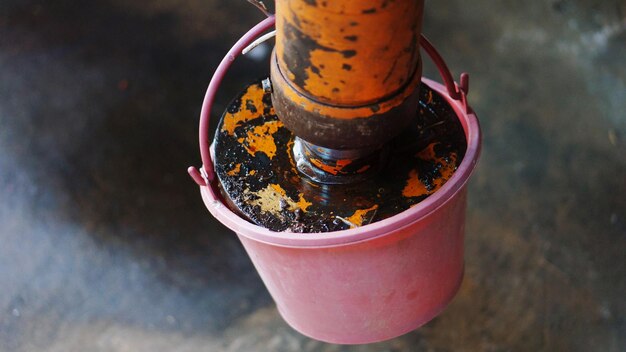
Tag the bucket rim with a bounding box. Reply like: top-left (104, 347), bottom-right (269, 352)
top-left (200, 78), bottom-right (481, 248)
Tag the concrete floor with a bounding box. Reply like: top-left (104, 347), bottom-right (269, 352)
top-left (1, 0), bottom-right (624, 351)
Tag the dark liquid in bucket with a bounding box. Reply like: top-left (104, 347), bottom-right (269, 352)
top-left (213, 80), bottom-right (467, 233)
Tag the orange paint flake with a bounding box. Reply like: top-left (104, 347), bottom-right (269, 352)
top-left (309, 158), bottom-right (354, 175)
top-left (242, 120), bottom-right (283, 159)
top-left (226, 163), bottom-right (241, 176)
top-left (402, 169), bottom-right (429, 198)
top-left (270, 183), bottom-right (287, 197)
top-left (222, 84), bottom-right (275, 135)
top-left (344, 205), bottom-right (379, 228)
top-left (404, 142), bottom-right (459, 198)
top-left (296, 194), bottom-right (312, 212)
top-left (433, 153), bottom-right (457, 189)
top-left (310, 158), bottom-right (340, 175)
top-left (356, 165), bottom-right (371, 173)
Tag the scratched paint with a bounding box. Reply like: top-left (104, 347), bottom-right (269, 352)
top-left (276, 0), bottom-right (424, 106)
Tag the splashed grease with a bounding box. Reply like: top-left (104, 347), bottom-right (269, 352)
top-left (238, 120), bottom-right (283, 159)
top-left (403, 142), bottom-right (458, 198)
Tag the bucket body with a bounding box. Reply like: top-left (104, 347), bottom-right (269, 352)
top-left (238, 189), bottom-right (466, 344)
top-left (188, 16), bottom-right (481, 344)
top-left (199, 79), bottom-right (480, 344)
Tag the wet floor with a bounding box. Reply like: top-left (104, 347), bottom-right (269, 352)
top-left (1, 0), bottom-right (624, 351)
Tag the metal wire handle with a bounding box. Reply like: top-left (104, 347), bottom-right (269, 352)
top-left (188, 16), bottom-right (470, 186)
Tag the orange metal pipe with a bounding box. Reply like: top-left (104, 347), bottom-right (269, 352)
top-left (270, 0), bottom-right (425, 152)
top-left (275, 0), bottom-right (424, 108)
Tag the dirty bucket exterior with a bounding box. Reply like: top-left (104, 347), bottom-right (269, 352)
top-left (198, 78), bottom-right (481, 344)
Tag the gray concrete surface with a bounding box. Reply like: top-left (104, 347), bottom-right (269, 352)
top-left (1, 0), bottom-right (624, 351)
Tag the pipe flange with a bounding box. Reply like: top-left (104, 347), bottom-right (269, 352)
top-left (270, 52), bottom-right (423, 150)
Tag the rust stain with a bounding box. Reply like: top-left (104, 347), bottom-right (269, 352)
top-left (270, 183), bottom-right (287, 197)
top-left (286, 138), bottom-right (297, 169)
top-left (310, 157), bottom-right (339, 175)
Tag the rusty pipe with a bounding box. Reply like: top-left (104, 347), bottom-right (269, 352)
top-left (270, 0), bottom-right (425, 152)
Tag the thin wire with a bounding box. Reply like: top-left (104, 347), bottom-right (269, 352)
top-left (242, 30), bottom-right (276, 55)
top-left (335, 216), bottom-right (359, 229)
top-left (246, 0), bottom-right (272, 17)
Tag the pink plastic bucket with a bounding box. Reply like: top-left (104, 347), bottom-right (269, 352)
top-left (189, 16), bottom-right (481, 344)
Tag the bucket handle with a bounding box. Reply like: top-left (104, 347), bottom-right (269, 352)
top-left (188, 16), bottom-right (470, 187)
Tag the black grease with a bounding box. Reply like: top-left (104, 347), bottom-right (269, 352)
top-left (282, 21), bottom-right (343, 94)
top-left (310, 65), bottom-right (322, 77)
top-left (215, 81), bottom-right (467, 233)
top-left (245, 99), bottom-right (257, 113)
top-left (342, 50), bottom-right (357, 58)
